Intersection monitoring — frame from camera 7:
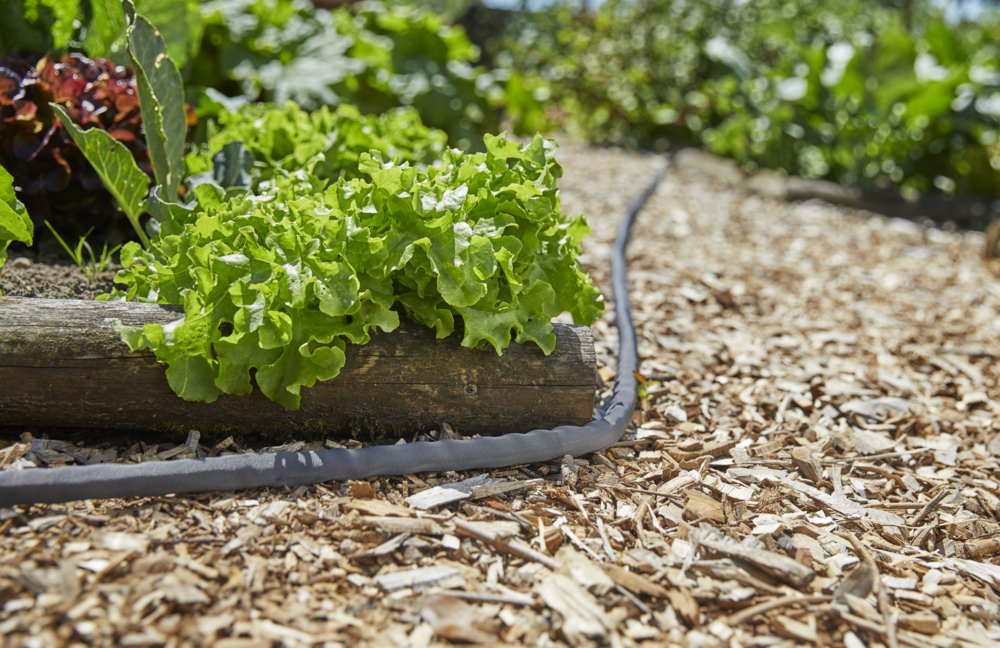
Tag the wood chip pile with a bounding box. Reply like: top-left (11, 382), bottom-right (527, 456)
top-left (1, 146), bottom-right (999, 647)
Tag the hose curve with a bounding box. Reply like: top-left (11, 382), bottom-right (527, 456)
top-left (0, 158), bottom-right (668, 506)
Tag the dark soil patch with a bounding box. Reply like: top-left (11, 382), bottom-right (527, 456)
top-left (1, 256), bottom-right (118, 299)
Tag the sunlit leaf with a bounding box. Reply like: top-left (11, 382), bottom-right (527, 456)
top-left (51, 103), bottom-right (150, 247)
top-left (0, 164), bottom-right (35, 295)
top-left (126, 9), bottom-right (187, 200)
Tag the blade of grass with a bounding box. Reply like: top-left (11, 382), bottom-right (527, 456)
top-left (44, 221), bottom-right (86, 269)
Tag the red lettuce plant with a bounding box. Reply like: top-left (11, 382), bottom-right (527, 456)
top-left (0, 52), bottom-right (191, 239)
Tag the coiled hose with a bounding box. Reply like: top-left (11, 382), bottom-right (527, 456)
top-left (0, 158), bottom-right (668, 506)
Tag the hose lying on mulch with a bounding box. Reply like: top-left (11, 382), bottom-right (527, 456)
top-left (0, 159), bottom-right (669, 506)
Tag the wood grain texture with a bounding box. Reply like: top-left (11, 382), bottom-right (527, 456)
top-left (0, 297), bottom-right (596, 438)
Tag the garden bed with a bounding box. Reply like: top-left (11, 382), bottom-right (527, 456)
top-left (0, 256), bottom-right (117, 300)
top-left (2, 146), bottom-right (999, 648)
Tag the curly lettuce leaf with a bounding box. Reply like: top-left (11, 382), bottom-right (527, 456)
top-left (186, 102), bottom-right (447, 186)
top-left (115, 133), bottom-right (602, 409)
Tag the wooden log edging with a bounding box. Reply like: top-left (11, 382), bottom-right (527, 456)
top-left (0, 297), bottom-right (596, 438)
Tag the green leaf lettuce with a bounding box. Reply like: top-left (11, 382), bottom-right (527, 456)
top-left (114, 134), bottom-right (603, 409)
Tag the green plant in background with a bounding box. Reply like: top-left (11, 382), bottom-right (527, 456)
top-left (0, 52), bottom-right (159, 240)
top-left (188, 0), bottom-right (503, 150)
top-left (186, 101), bottom-right (449, 187)
top-left (44, 221), bottom-right (121, 282)
top-left (496, 0), bottom-right (1000, 201)
top-left (0, 0), bottom-right (203, 67)
top-left (3, 0), bottom-right (502, 170)
top-left (42, 0), bottom-right (192, 249)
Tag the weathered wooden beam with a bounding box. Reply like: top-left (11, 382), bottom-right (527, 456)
top-left (0, 297), bottom-right (596, 438)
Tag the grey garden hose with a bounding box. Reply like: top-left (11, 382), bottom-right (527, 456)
top-left (0, 158), bottom-right (668, 506)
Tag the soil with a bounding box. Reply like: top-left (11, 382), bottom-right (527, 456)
top-left (1, 255), bottom-right (118, 299)
top-left (1, 145), bottom-right (999, 648)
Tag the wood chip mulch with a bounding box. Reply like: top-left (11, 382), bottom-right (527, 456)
top-left (2, 146), bottom-right (999, 647)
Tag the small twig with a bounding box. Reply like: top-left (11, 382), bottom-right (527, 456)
top-left (571, 492), bottom-right (591, 525)
top-left (863, 502), bottom-right (931, 510)
top-left (691, 561), bottom-right (783, 596)
top-left (425, 587), bottom-right (535, 607)
top-left (536, 517), bottom-right (547, 554)
top-left (590, 482), bottom-right (685, 503)
top-left (646, 501), bottom-right (671, 537)
top-left (615, 584), bottom-right (652, 616)
top-left (935, 346), bottom-right (997, 358)
top-left (822, 448), bottom-right (934, 465)
top-left (730, 448), bottom-right (943, 468)
top-left (851, 464), bottom-right (907, 490)
top-left (91, 550), bottom-right (136, 585)
top-left (724, 594), bottom-right (832, 626)
top-left (832, 610), bottom-right (937, 648)
top-left (453, 518), bottom-right (561, 572)
top-left (150, 537), bottom-right (226, 546)
top-left (610, 439), bottom-right (653, 448)
top-left (837, 610), bottom-right (889, 637)
top-left (682, 529), bottom-right (701, 575)
top-left (60, 449), bottom-right (93, 466)
top-left (836, 532), bottom-right (898, 648)
top-left (597, 518), bottom-right (617, 562)
top-left (911, 488), bottom-right (952, 527)
top-left (698, 534), bottom-right (815, 588)
top-left (560, 524), bottom-right (605, 562)
top-left (614, 584), bottom-right (670, 631)
top-left (465, 504), bottom-right (534, 532)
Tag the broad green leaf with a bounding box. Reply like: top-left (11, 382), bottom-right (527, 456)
top-left (0, 165), bottom-right (32, 244)
top-left (255, 313), bottom-right (351, 409)
top-left (44, 0), bottom-right (82, 43)
top-left (127, 11), bottom-right (187, 200)
top-left (94, 0), bottom-right (201, 65)
top-left (145, 315), bottom-right (221, 403)
top-left (190, 183), bottom-right (225, 212)
top-left (215, 330), bottom-right (281, 396)
top-left (51, 104), bottom-right (150, 248)
top-left (399, 291), bottom-right (454, 338)
top-left (483, 133), bottom-right (523, 159)
top-left (187, 102), bottom-right (447, 189)
top-left (0, 164), bottom-right (35, 296)
top-left (311, 259), bottom-right (360, 317)
top-left (457, 280), bottom-right (558, 355)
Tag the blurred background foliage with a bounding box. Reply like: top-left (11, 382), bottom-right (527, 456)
top-left (489, 0), bottom-right (1000, 203)
top-left (187, 0), bottom-right (504, 151)
top-left (1, 0), bottom-right (504, 151)
top-left (6, 0), bottom-right (1000, 233)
